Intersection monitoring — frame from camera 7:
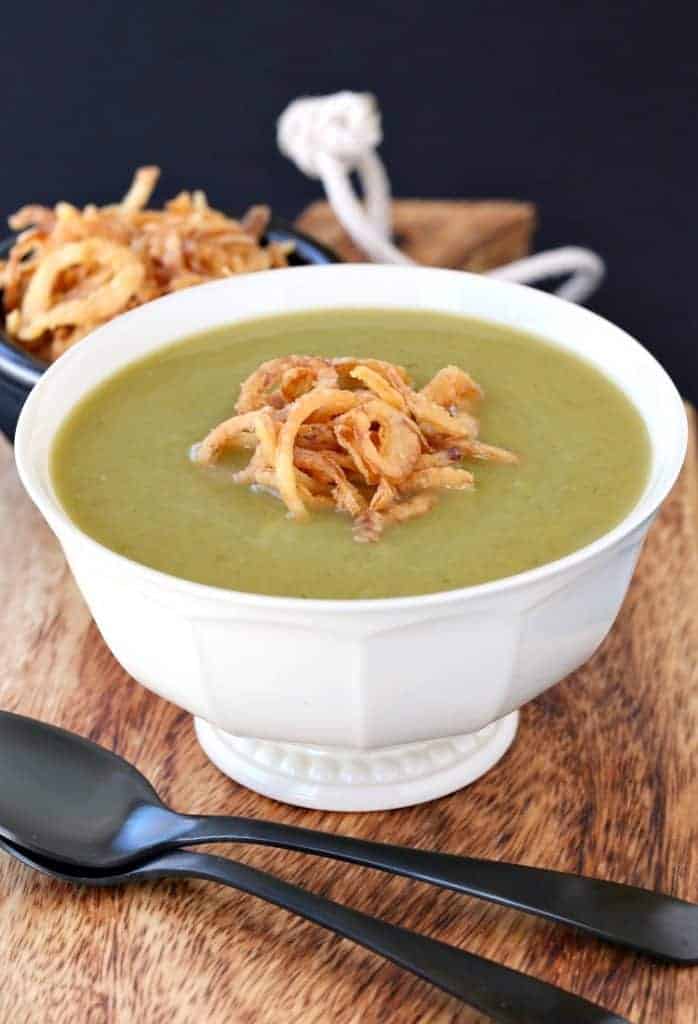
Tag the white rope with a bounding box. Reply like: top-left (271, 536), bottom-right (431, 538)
top-left (488, 246), bottom-right (606, 304)
top-left (278, 93), bottom-right (409, 264)
top-left (278, 91), bottom-right (605, 304)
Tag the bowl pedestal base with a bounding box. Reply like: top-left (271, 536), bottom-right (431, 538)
top-left (194, 711), bottom-right (518, 811)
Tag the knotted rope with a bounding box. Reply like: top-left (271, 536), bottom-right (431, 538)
top-left (278, 91), bottom-right (604, 303)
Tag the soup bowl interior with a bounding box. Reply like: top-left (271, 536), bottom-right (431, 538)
top-left (14, 265), bottom-right (687, 810)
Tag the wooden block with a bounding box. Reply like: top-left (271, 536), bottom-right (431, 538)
top-left (295, 199), bottom-right (537, 270)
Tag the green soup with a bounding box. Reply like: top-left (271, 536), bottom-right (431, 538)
top-left (51, 309), bottom-right (650, 599)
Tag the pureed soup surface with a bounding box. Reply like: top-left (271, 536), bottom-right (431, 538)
top-left (51, 309), bottom-right (651, 599)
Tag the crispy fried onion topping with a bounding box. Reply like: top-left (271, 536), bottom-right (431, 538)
top-left (195, 355), bottom-right (518, 541)
top-left (0, 167), bottom-right (292, 361)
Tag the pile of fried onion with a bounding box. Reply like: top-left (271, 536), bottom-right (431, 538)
top-left (0, 167), bottom-right (291, 361)
top-left (195, 355), bottom-right (518, 542)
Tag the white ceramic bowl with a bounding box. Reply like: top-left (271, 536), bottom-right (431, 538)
top-left (15, 266), bottom-right (687, 811)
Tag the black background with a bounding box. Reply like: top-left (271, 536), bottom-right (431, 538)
top-left (2, 2), bottom-right (696, 398)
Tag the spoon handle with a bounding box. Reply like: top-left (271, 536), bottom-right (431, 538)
top-left (177, 815), bottom-right (698, 963)
top-left (133, 849), bottom-right (627, 1024)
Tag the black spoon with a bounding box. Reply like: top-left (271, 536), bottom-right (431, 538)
top-left (0, 834), bottom-right (629, 1024)
top-left (1, 710), bottom-right (696, 964)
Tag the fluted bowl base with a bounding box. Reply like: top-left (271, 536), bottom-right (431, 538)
top-left (194, 711), bottom-right (519, 811)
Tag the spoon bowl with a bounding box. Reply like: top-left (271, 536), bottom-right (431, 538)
top-left (0, 709), bottom-right (171, 865)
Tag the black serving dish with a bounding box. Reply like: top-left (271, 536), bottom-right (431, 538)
top-left (0, 220), bottom-right (337, 441)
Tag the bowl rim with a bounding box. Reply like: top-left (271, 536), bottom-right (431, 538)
top-left (15, 263), bottom-right (688, 613)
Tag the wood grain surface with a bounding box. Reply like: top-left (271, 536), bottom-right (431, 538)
top-left (1, 377), bottom-right (697, 1018)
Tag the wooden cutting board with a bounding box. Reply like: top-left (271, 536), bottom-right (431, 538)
top-left (1, 239), bottom-right (697, 1024)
